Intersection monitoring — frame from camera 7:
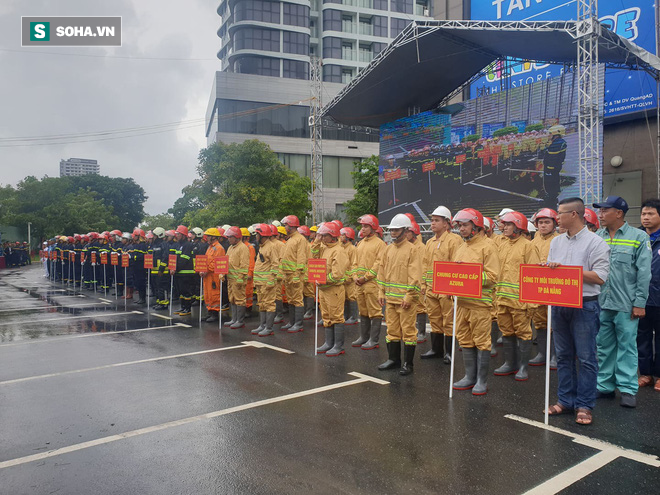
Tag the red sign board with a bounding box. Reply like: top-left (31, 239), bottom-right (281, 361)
top-left (81, 252), bottom-right (86, 263)
top-left (111, 253), bottom-right (119, 266)
top-left (69, 251), bottom-right (75, 262)
top-left (455, 154), bottom-right (467, 164)
top-left (143, 254), bottom-right (154, 270)
top-left (121, 254), bottom-right (130, 268)
top-left (432, 261), bottom-right (483, 299)
top-left (100, 252), bottom-right (108, 265)
top-left (384, 169), bottom-right (402, 182)
top-left (195, 255), bottom-right (208, 273)
top-left (91, 252), bottom-right (97, 264)
top-left (519, 265), bottom-right (583, 308)
top-left (214, 256), bottom-right (229, 275)
top-left (307, 259), bottom-right (327, 284)
top-left (168, 254), bottom-right (177, 272)
top-left (422, 161), bottom-right (435, 173)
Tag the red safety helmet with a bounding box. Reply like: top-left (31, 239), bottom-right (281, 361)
top-left (376, 226), bottom-right (384, 237)
top-left (217, 228), bottom-right (226, 238)
top-left (175, 225), bottom-right (189, 236)
top-left (453, 208), bottom-right (485, 229)
top-left (146, 232), bottom-right (155, 239)
top-left (81, 235), bottom-right (90, 242)
top-left (111, 229), bottom-right (122, 236)
top-left (318, 222), bottom-right (340, 238)
top-left (500, 211), bottom-right (529, 232)
top-left (187, 232), bottom-right (194, 240)
top-left (358, 214), bottom-right (379, 230)
top-left (484, 217), bottom-right (495, 234)
top-left (225, 226), bottom-right (242, 238)
top-left (584, 208), bottom-right (600, 229)
top-left (404, 213), bottom-right (416, 223)
top-left (332, 219), bottom-right (344, 229)
top-left (269, 224), bottom-right (278, 236)
top-left (256, 223), bottom-right (272, 237)
top-left (165, 230), bottom-right (175, 237)
top-left (532, 208), bottom-right (558, 224)
top-left (297, 225), bottom-right (311, 237)
top-left (73, 234), bottom-right (82, 241)
top-left (281, 215), bottom-right (300, 227)
top-left (67, 236), bottom-right (75, 243)
top-left (133, 228), bottom-right (146, 238)
top-left (340, 227), bottom-right (355, 240)
top-left (410, 221), bottom-right (421, 236)
top-left (101, 231), bottom-right (109, 236)
top-left (89, 232), bottom-right (99, 240)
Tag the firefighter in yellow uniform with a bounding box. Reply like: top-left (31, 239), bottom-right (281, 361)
top-left (377, 214), bottom-right (423, 376)
top-left (241, 228), bottom-right (256, 316)
top-left (340, 227), bottom-right (358, 325)
top-left (493, 211), bottom-right (540, 381)
top-left (252, 224), bottom-right (279, 337)
top-left (406, 218), bottom-right (428, 344)
top-left (314, 222), bottom-right (349, 357)
top-left (483, 217), bottom-right (501, 357)
top-left (528, 208), bottom-right (559, 368)
top-left (452, 208), bottom-right (500, 395)
top-left (352, 214), bottom-right (386, 350)
top-left (202, 228), bottom-right (226, 322)
top-left (270, 224), bottom-right (286, 323)
top-left (279, 215), bottom-right (308, 333)
top-left (224, 226), bottom-right (250, 329)
top-left (297, 225), bottom-right (316, 319)
top-left (421, 206), bottom-right (462, 363)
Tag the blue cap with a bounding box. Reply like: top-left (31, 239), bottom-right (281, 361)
top-left (593, 196), bottom-right (629, 214)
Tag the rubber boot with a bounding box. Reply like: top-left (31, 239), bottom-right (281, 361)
top-left (303, 297), bottom-right (315, 320)
top-left (205, 310), bottom-right (219, 322)
top-left (472, 350), bottom-right (491, 395)
top-left (224, 304), bottom-right (237, 326)
top-left (453, 347), bottom-right (478, 390)
top-left (274, 300), bottom-right (284, 324)
top-left (352, 316), bottom-right (370, 347)
top-left (287, 306), bottom-right (305, 333)
top-left (399, 345), bottom-right (415, 375)
top-left (494, 336), bottom-right (519, 376)
top-left (421, 333), bottom-right (442, 359)
top-left (549, 332), bottom-right (557, 370)
top-left (136, 290), bottom-right (146, 305)
top-left (316, 326), bottom-right (334, 353)
top-left (252, 312), bottom-right (266, 335)
top-left (345, 301), bottom-right (358, 325)
top-left (326, 324), bottom-right (345, 357)
top-left (258, 312), bottom-right (276, 337)
top-left (230, 306), bottom-right (246, 329)
top-left (490, 321), bottom-right (499, 357)
top-left (362, 318), bottom-right (381, 350)
top-left (416, 313), bottom-right (427, 343)
top-left (529, 328), bottom-right (547, 366)
top-left (443, 335), bottom-right (452, 364)
top-left (281, 305), bottom-right (295, 330)
top-left (378, 341), bottom-right (401, 370)
top-left (515, 338), bottom-right (532, 381)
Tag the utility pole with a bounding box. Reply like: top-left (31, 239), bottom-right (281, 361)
top-left (310, 56), bottom-right (324, 225)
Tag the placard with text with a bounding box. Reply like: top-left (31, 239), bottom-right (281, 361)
top-left (91, 252), bottom-right (97, 264)
top-left (214, 256), bottom-right (229, 275)
top-left (195, 255), bottom-right (208, 273)
top-left (307, 259), bottom-right (327, 284)
top-left (100, 252), bottom-right (108, 265)
top-left (432, 261), bottom-right (483, 299)
top-left (143, 254), bottom-right (153, 270)
top-left (111, 253), bottom-right (119, 266)
top-left (121, 254), bottom-right (129, 268)
top-left (168, 254), bottom-right (177, 272)
top-left (519, 265), bottom-right (583, 308)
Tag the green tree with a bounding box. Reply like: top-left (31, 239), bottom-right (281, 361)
top-left (141, 213), bottom-right (177, 231)
top-left (173, 140), bottom-right (311, 227)
top-left (343, 155), bottom-right (379, 226)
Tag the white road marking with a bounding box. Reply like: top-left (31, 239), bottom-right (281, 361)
top-left (0, 302), bottom-right (109, 313)
top-left (152, 313), bottom-right (172, 320)
top-left (507, 414), bottom-right (660, 495)
top-left (99, 298), bottom-right (112, 303)
top-left (0, 372), bottom-right (388, 470)
top-left (0, 323), bottom-right (190, 348)
top-left (0, 311), bottom-right (142, 326)
top-left (243, 341), bottom-right (295, 354)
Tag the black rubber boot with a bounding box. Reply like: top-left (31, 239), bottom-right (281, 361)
top-left (378, 341), bottom-right (401, 370)
top-left (515, 338), bottom-right (532, 381)
top-left (281, 305), bottom-right (295, 330)
top-left (326, 324), bottom-right (345, 356)
top-left (345, 301), bottom-right (358, 325)
top-left (287, 306), bottom-right (305, 333)
top-left (274, 300), bottom-right (284, 324)
top-left (443, 335), bottom-right (452, 364)
top-left (303, 297), bottom-right (315, 320)
top-left (421, 333), bottom-right (442, 359)
top-left (135, 290), bottom-right (147, 305)
top-left (316, 326), bottom-right (334, 353)
top-left (224, 304), bottom-right (237, 326)
top-left (361, 317), bottom-right (381, 350)
top-left (490, 321), bottom-right (500, 357)
top-left (205, 310), bottom-right (219, 322)
top-left (258, 312), bottom-right (276, 337)
top-left (399, 345), bottom-right (415, 375)
top-left (472, 350), bottom-right (491, 395)
top-left (529, 328), bottom-right (547, 366)
top-left (453, 347), bottom-right (478, 390)
top-left (352, 316), bottom-right (370, 347)
top-left (252, 311), bottom-right (266, 335)
top-left (230, 306), bottom-right (246, 329)
top-left (494, 336), bottom-right (519, 376)
top-left (416, 313), bottom-right (427, 343)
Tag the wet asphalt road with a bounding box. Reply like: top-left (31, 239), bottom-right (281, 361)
top-left (1, 265), bottom-right (659, 494)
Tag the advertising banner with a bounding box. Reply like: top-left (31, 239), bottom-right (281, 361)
top-left (432, 261), bottom-right (483, 299)
top-left (519, 264), bottom-right (583, 308)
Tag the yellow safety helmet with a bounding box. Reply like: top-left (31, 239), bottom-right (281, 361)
top-left (204, 228), bottom-right (221, 237)
top-left (59, 235), bottom-right (68, 242)
top-left (548, 124), bottom-right (566, 136)
top-left (240, 227), bottom-right (250, 237)
top-left (277, 226), bottom-right (286, 235)
top-left (310, 225), bottom-right (318, 232)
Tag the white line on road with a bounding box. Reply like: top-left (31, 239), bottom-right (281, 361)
top-left (0, 373), bottom-right (388, 470)
top-left (0, 310), bottom-right (143, 326)
top-left (99, 298), bottom-right (112, 302)
top-left (0, 302), bottom-right (109, 313)
top-left (243, 341), bottom-right (295, 354)
top-left (152, 313), bottom-right (172, 320)
top-left (0, 323), bottom-right (191, 348)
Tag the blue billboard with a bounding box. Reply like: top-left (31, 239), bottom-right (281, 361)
top-left (470, 1), bottom-right (657, 117)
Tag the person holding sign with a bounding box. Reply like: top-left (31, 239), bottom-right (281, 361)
top-left (529, 208), bottom-right (560, 368)
top-left (593, 196), bottom-right (651, 409)
top-left (421, 206), bottom-right (462, 362)
top-left (314, 222), bottom-right (349, 356)
top-left (493, 211), bottom-right (540, 381)
top-left (451, 208), bottom-right (500, 395)
top-left (547, 198), bottom-right (610, 425)
top-left (225, 226), bottom-right (250, 329)
top-left (201, 228), bottom-right (226, 322)
top-left (252, 224), bottom-right (279, 336)
top-left (377, 214), bottom-right (422, 375)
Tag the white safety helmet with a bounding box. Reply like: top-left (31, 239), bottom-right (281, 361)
top-left (548, 124), bottom-right (566, 136)
top-left (152, 227), bottom-right (166, 239)
top-left (431, 206), bottom-right (452, 221)
top-left (483, 217), bottom-right (491, 231)
top-left (221, 224), bottom-right (231, 231)
top-left (271, 220), bottom-right (282, 227)
top-left (527, 221), bottom-right (537, 233)
top-left (191, 227), bottom-right (204, 238)
top-left (247, 224), bottom-right (257, 236)
top-left (498, 208), bottom-right (515, 217)
top-left (122, 232), bottom-right (132, 240)
top-left (388, 213), bottom-right (413, 229)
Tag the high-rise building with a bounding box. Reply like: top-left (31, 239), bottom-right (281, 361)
top-left (59, 158), bottom-right (100, 177)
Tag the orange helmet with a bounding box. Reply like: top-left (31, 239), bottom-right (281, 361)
top-left (410, 221), bottom-right (420, 235)
top-left (532, 208), bottom-right (558, 224)
top-left (500, 211), bottom-right (529, 232)
top-left (175, 225), bottom-right (189, 236)
top-left (358, 214), bottom-right (379, 230)
top-left (584, 208), bottom-right (600, 228)
top-left (453, 208), bottom-right (484, 228)
top-left (281, 215), bottom-right (300, 227)
top-left (340, 227), bottom-right (355, 240)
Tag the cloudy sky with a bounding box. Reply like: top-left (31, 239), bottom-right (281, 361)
top-left (0, 0), bottom-right (221, 214)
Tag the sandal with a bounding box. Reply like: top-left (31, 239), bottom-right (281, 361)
top-left (638, 375), bottom-right (654, 388)
top-left (654, 379), bottom-right (660, 392)
top-left (547, 403), bottom-right (572, 416)
top-left (575, 408), bottom-right (592, 425)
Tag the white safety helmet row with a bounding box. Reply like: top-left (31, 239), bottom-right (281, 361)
top-left (388, 213), bottom-right (413, 229)
top-left (431, 206), bottom-right (452, 221)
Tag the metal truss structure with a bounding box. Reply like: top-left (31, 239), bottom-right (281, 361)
top-left (309, 56), bottom-right (323, 224)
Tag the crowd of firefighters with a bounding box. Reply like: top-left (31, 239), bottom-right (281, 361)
top-left (1, 241), bottom-right (31, 267)
top-left (38, 195), bottom-right (660, 423)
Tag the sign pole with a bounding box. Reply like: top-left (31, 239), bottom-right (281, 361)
top-left (61, 258), bottom-right (64, 286)
top-left (93, 261), bottom-right (97, 294)
top-left (114, 265), bottom-right (118, 300)
top-left (428, 170), bottom-right (431, 195)
top-left (199, 275), bottom-right (203, 326)
top-left (314, 283), bottom-right (319, 356)
top-left (80, 259), bottom-right (84, 293)
top-left (69, 258), bottom-right (72, 288)
top-left (103, 266), bottom-right (107, 297)
top-left (124, 266), bottom-right (128, 312)
top-left (544, 305), bottom-right (552, 425)
top-left (169, 274), bottom-right (174, 317)
top-left (219, 280), bottom-right (223, 331)
top-left (392, 179), bottom-right (396, 202)
top-left (146, 271), bottom-right (150, 312)
top-left (449, 296), bottom-right (458, 399)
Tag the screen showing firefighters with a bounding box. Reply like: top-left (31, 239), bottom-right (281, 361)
top-left (378, 69), bottom-right (604, 224)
